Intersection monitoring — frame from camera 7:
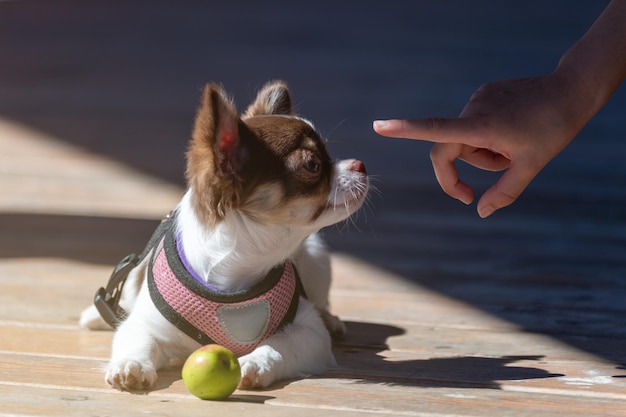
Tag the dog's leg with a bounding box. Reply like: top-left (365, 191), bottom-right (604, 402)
top-left (292, 234), bottom-right (347, 338)
top-left (317, 308), bottom-right (347, 339)
top-left (238, 298), bottom-right (335, 389)
top-left (104, 283), bottom-right (168, 390)
top-left (106, 323), bottom-right (161, 389)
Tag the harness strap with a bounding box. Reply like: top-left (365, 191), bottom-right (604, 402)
top-left (94, 213), bottom-right (174, 328)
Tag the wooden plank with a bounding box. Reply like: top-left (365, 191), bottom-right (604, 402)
top-left (0, 384), bottom-right (398, 417)
top-left (0, 118), bottom-right (182, 219)
top-left (331, 290), bottom-right (521, 331)
top-left (0, 323), bottom-right (112, 360)
top-left (0, 353), bottom-right (108, 391)
top-left (0, 259), bottom-right (110, 325)
top-left (266, 378), bottom-right (626, 417)
top-left (2, 353), bottom-right (625, 417)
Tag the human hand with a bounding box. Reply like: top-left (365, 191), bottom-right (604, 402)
top-left (374, 73), bottom-right (585, 218)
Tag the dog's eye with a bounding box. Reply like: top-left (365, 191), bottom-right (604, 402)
top-left (303, 157), bottom-right (321, 174)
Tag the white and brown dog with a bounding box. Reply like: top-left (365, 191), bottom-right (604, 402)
top-left (80, 80), bottom-right (368, 390)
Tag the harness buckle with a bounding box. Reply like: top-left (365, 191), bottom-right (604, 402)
top-left (94, 253), bottom-right (139, 328)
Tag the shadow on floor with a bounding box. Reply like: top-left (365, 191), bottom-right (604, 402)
top-left (0, 212), bottom-right (159, 265)
top-left (331, 321), bottom-right (563, 389)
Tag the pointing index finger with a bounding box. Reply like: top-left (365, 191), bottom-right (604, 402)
top-left (373, 118), bottom-right (482, 146)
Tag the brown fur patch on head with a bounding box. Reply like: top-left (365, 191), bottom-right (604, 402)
top-left (239, 116), bottom-right (333, 225)
top-left (186, 81), bottom-right (334, 227)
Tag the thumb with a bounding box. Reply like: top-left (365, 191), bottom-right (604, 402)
top-left (476, 163), bottom-right (537, 218)
top-left (373, 118), bottom-right (481, 145)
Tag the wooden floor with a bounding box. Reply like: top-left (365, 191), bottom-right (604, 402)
top-left (1, 1), bottom-right (626, 416)
top-left (1, 116), bottom-right (626, 417)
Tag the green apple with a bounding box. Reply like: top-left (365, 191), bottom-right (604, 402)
top-left (182, 344), bottom-right (241, 400)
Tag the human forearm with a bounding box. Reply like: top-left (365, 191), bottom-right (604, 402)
top-left (555, 0), bottom-right (626, 124)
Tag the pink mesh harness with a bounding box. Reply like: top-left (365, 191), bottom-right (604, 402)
top-left (147, 221), bottom-right (302, 357)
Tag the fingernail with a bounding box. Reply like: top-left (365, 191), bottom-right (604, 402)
top-left (478, 204), bottom-right (495, 218)
top-left (373, 120), bottom-right (388, 129)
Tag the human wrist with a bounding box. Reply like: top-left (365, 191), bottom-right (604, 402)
top-left (547, 65), bottom-right (599, 137)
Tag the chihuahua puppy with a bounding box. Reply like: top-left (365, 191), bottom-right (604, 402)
top-left (80, 80), bottom-right (368, 390)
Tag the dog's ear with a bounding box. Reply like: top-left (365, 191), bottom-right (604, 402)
top-left (191, 83), bottom-right (244, 178)
top-left (187, 83), bottom-right (248, 224)
top-left (243, 80), bottom-right (293, 118)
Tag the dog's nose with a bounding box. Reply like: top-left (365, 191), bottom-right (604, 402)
top-left (349, 160), bottom-right (367, 175)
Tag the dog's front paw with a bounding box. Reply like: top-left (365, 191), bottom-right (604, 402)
top-left (105, 359), bottom-right (157, 390)
top-left (238, 345), bottom-right (282, 389)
